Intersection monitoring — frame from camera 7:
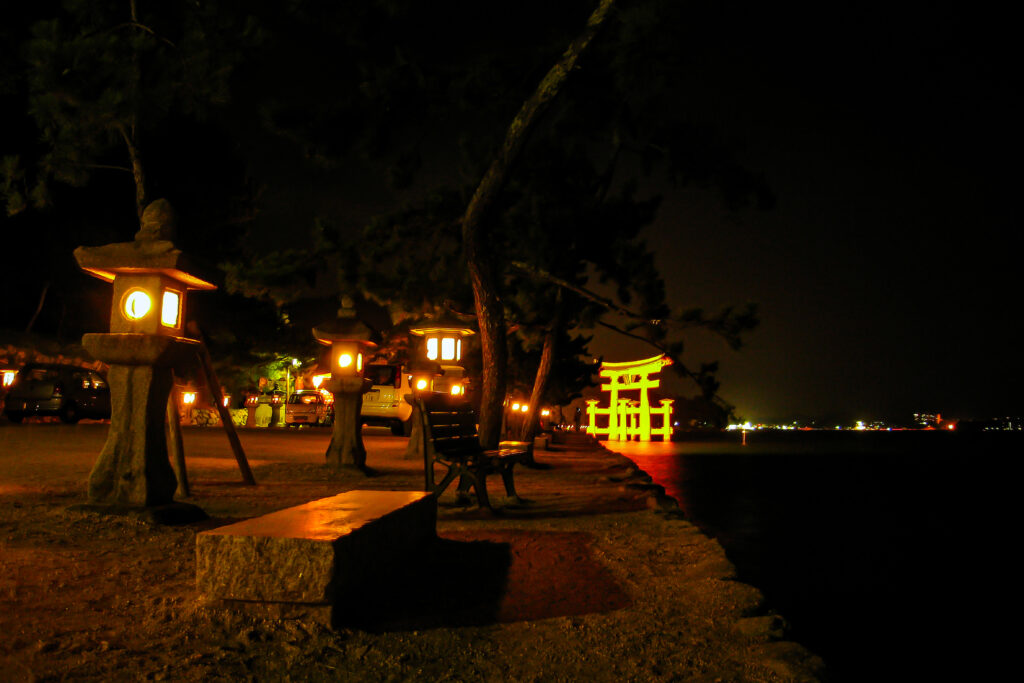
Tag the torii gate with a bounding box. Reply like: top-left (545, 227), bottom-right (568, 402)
top-left (586, 353), bottom-right (674, 441)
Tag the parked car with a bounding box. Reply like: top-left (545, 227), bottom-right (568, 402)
top-left (361, 363), bottom-right (413, 435)
top-left (3, 363), bottom-right (111, 423)
top-left (285, 390), bottom-right (331, 427)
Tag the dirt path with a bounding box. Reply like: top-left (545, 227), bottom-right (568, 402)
top-left (1, 423), bottom-right (824, 681)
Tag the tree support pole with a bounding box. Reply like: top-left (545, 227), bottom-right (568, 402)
top-left (193, 339), bottom-right (256, 485)
top-left (166, 389), bottom-right (189, 497)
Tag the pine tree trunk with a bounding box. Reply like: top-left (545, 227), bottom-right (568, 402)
top-left (519, 325), bottom-right (558, 442)
top-left (460, 0), bottom-right (616, 449)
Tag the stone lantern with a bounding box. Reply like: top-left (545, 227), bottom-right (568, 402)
top-left (408, 315), bottom-right (475, 397)
top-left (72, 199), bottom-right (213, 521)
top-left (313, 303), bottom-right (377, 472)
top-left (401, 358), bottom-right (443, 461)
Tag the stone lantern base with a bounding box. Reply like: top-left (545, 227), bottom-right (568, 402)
top-left (75, 333), bottom-right (207, 523)
top-left (325, 375), bottom-right (372, 473)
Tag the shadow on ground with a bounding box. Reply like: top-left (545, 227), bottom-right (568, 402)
top-left (336, 529), bottom-right (632, 631)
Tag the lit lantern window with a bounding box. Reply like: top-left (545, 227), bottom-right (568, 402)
top-left (123, 289), bottom-right (152, 320)
top-left (182, 391), bottom-right (197, 405)
top-left (440, 337), bottom-right (456, 361)
top-left (357, 353), bottom-right (363, 372)
top-left (511, 402), bottom-right (520, 411)
top-left (416, 378), bottom-right (429, 391)
top-left (161, 289), bottom-right (181, 328)
top-left (520, 404), bottom-right (530, 413)
top-left (457, 338), bottom-right (462, 361)
top-left (450, 385), bottom-right (463, 396)
top-left (426, 337), bottom-right (438, 361)
top-left (338, 353), bottom-right (353, 369)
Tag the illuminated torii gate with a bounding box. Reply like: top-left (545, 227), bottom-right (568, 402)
top-left (586, 353), bottom-right (674, 441)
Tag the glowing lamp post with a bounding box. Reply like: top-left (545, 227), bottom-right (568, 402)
top-left (313, 306), bottom-right (377, 473)
top-left (72, 200), bottom-right (213, 519)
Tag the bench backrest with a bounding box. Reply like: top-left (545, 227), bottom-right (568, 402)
top-left (414, 396), bottom-right (483, 460)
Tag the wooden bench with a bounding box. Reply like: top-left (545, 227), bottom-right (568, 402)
top-left (195, 490), bottom-right (435, 624)
top-left (411, 395), bottom-right (531, 510)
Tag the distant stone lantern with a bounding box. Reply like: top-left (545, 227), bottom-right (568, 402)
top-left (314, 301), bottom-right (377, 473)
top-left (406, 359), bottom-right (442, 395)
top-left (73, 199), bottom-right (214, 521)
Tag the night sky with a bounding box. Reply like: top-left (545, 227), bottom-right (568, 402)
top-left (590, 1), bottom-right (1021, 423)
top-left (2, 1), bottom-right (1019, 424)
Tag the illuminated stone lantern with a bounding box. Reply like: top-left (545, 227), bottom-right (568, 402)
top-left (408, 315), bottom-right (475, 398)
top-left (313, 302), bottom-right (377, 472)
top-left (73, 199), bottom-right (214, 520)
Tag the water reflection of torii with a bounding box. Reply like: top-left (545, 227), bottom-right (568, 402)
top-left (586, 353), bottom-right (674, 441)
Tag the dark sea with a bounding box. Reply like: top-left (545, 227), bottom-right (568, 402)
top-left (606, 430), bottom-right (1019, 682)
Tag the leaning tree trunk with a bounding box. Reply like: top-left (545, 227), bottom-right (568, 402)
top-left (460, 0), bottom-right (617, 449)
top-left (519, 295), bottom-right (562, 442)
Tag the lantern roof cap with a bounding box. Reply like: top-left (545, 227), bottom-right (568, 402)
top-left (73, 199), bottom-right (216, 290)
top-left (73, 240), bottom-right (217, 290)
top-left (408, 312), bottom-right (476, 337)
top-left (312, 309), bottom-right (378, 346)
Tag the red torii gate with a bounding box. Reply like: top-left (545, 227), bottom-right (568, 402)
top-left (586, 353), bottom-right (674, 441)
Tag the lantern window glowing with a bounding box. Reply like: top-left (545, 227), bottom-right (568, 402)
top-left (123, 289), bottom-right (152, 320)
top-left (440, 337), bottom-right (456, 361)
top-left (357, 353), bottom-right (363, 372)
top-left (160, 289), bottom-right (181, 328)
top-left (312, 374), bottom-right (328, 389)
top-left (182, 391), bottom-right (197, 405)
top-left (511, 403), bottom-right (520, 411)
top-left (520, 404), bottom-right (530, 413)
top-left (338, 353), bottom-right (353, 368)
top-left (450, 385), bottom-right (462, 396)
top-left (2, 370), bottom-right (15, 387)
top-left (222, 396), bottom-right (231, 407)
top-left (415, 378), bottom-right (429, 391)
top-left (426, 337), bottom-right (438, 361)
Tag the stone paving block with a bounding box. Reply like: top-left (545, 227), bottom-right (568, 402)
top-left (196, 490), bottom-right (436, 614)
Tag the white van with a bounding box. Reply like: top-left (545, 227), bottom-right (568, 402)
top-left (360, 364), bottom-right (413, 435)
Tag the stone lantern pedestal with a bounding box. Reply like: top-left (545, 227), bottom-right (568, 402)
top-left (324, 375), bottom-right (373, 472)
top-left (78, 333), bottom-right (206, 523)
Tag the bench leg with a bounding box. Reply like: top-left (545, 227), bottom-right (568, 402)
top-left (433, 464), bottom-right (460, 498)
top-left (456, 466), bottom-right (493, 511)
top-left (499, 463), bottom-right (520, 500)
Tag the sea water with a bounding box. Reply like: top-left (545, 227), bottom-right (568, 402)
top-left (607, 430), bottom-right (1019, 682)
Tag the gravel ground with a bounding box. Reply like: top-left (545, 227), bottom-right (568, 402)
top-left (0, 422), bottom-right (825, 682)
